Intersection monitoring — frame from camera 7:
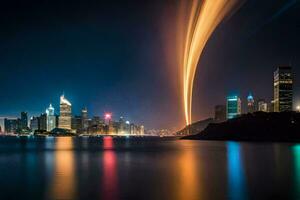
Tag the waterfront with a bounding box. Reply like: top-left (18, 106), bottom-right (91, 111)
top-left (0, 136), bottom-right (299, 200)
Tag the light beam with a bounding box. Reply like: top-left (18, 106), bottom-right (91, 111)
top-left (180, 0), bottom-right (238, 125)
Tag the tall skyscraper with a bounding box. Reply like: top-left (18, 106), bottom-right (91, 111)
top-left (46, 104), bottom-right (56, 131)
top-left (247, 93), bottom-right (255, 113)
top-left (71, 116), bottom-right (82, 134)
top-left (274, 66), bottom-right (293, 112)
top-left (59, 94), bottom-right (72, 130)
top-left (30, 116), bottom-right (39, 132)
top-left (81, 107), bottom-right (89, 131)
top-left (140, 125), bottom-right (145, 135)
top-left (39, 113), bottom-right (47, 131)
top-left (20, 112), bottom-right (28, 129)
top-left (226, 95), bottom-right (242, 119)
top-left (214, 105), bottom-right (226, 122)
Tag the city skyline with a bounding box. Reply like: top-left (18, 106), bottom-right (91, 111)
top-left (1, 1), bottom-right (300, 200)
top-left (1, 93), bottom-right (144, 135)
top-left (0, 64), bottom-right (298, 132)
top-left (0, 64), bottom-right (296, 134)
top-left (0, 0), bottom-right (299, 130)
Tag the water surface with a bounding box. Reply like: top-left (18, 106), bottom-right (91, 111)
top-left (0, 136), bottom-right (298, 200)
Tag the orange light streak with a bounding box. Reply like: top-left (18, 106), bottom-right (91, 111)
top-left (181, 0), bottom-right (238, 125)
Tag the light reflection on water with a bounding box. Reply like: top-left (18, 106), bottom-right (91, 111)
top-left (102, 137), bottom-right (119, 200)
top-left (49, 137), bottom-right (76, 200)
top-left (175, 141), bottom-right (203, 200)
top-left (293, 145), bottom-right (300, 199)
top-left (0, 137), bottom-right (299, 200)
top-left (227, 142), bottom-right (247, 200)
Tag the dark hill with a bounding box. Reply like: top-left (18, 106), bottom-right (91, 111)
top-left (183, 112), bottom-right (300, 142)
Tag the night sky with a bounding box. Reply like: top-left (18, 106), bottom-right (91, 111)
top-left (0, 0), bottom-right (299, 130)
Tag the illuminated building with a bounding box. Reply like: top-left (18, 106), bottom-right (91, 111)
top-left (39, 113), bottom-right (47, 131)
top-left (140, 125), bottom-right (145, 135)
top-left (214, 105), bottom-right (226, 122)
top-left (104, 113), bottom-right (112, 125)
top-left (46, 104), bottom-right (56, 131)
top-left (4, 118), bottom-right (19, 133)
top-left (270, 100), bottom-right (275, 112)
top-left (20, 112), bottom-right (28, 129)
top-left (81, 107), bottom-right (89, 132)
top-left (92, 116), bottom-right (103, 126)
top-left (59, 94), bottom-right (72, 130)
top-left (130, 123), bottom-right (136, 135)
top-left (226, 96), bottom-right (241, 119)
top-left (71, 116), bottom-right (82, 134)
top-left (247, 93), bottom-right (255, 113)
top-left (30, 116), bottom-right (39, 132)
top-left (118, 117), bottom-right (125, 134)
top-left (108, 122), bottom-right (115, 134)
top-left (125, 121), bottom-right (130, 134)
top-left (274, 66), bottom-right (293, 112)
top-left (257, 99), bottom-right (268, 112)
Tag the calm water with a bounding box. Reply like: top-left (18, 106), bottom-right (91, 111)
top-left (0, 136), bottom-right (299, 200)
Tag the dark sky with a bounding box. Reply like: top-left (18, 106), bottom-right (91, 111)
top-left (0, 0), bottom-right (299, 130)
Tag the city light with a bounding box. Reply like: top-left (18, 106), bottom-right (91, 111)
top-left (105, 113), bottom-right (112, 120)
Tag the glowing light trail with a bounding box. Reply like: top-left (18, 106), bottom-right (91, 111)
top-left (181, 0), bottom-right (238, 125)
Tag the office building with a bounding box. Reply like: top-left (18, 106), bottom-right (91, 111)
top-left (4, 118), bottom-right (19, 133)
top-left (257, 99), bottom-right (268, 112)
top-left (46, 104), bottom-right (56, 131)
top-left (274, 66), bottom-right (293, 112)
top-left (140, 125), bottom-right (145, 135)
top-left (247, 93), bottom-right (255, 113)
top-left (20, 112), bottom-right (28, 129)
top-left (214, 105), bottom-right (226, 122)
top-left (39, 113), bottom-right (47, 131)
top-left (81, 107), bottom-right (89, 131)
top-left (226, 95), bottom-right (242, 119)
top-left (30, 116), bottom-right (39, 132)
top-left (58, 94), bottom-right (72, 130)
top-left (71, 116), bottom-right (82, 134)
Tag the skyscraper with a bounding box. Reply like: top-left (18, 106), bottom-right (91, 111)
top-left (214, 105), bottom-right (226, 122)
top-left (71, 116), bottom-right (82, 134)
top-left (247, 93), bottom-right (255, 113)
top-left (140, 125), bottom-right (145, 135)
top-left (46, 104), bottom-right (56, 131)
top-left (226, 95), bottom-right (241, 119)
top-left (274, 66), bottom-right (293, 112)
top-left (81, 107), bottom-right (89, 131)
top-left (39, 113), bottom-right (47, 131)
top-left (20, 112), bottom-right (28, 129)
top-left (30, 116), bottom-right (39, 132)
top-left (58, 94), bottom-right (72, 130)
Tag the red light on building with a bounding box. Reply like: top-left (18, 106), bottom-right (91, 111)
top-left (105, 113), bottom-right (112, 120)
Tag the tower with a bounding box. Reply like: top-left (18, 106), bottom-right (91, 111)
top-left (273, 66), bottom-right (293, 112)
top-left (20, 112), bottom-right (28, 129)
top-left (81, 107), bottom-right (89, 131)
top-left (58, 94), bottom-right (72, 130)
top-left (226, 95), bottom-right (241, 119)
top-left (247, 93), bottom-right (255, 113)
top-left (46, 104), bottom-right (56, 131)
